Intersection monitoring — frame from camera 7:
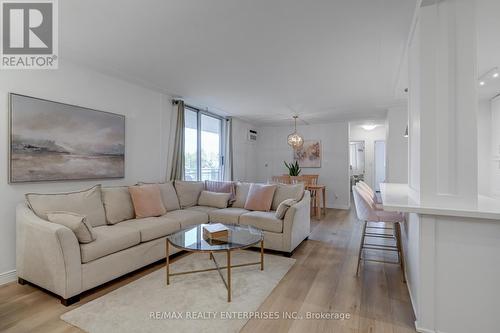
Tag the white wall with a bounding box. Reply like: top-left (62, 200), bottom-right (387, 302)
top-left (349, 124), bottom-right (387, 190)
top-left (386, 106), bottom-right (409, 183)
top-left (255, 122), bottom-right (350, 209)
top-left (232, 118), bottom-right (258, 182)
top-left (0, 62), bottom-right (172, 279)
top-left (478, 99), bottom-right (491, 196)
top-left (491, 96), bottom-right (500, 197)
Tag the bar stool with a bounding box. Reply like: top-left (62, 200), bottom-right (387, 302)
top-left (352, 185), bottom-right (405, 282)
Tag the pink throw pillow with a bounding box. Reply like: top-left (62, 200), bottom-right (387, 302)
top-left (244, 184), bottom-right (277, 212)
top-left (128, 184), bottom-right (166, 218)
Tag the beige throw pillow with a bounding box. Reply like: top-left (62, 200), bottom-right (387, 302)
top-left (128, 184), bottom-right (167, 218)
top-left (102, 186), bottom-right (135, 224)
top-left (47, 211), bottom-right (96, 243)
top-left (25, 185), bottom-right (107, 227)
top-left (275, 199), bottom-right (297, 219)
top-left (244, 184), bottom-right (277, 212)
top-left (198, 191), bottom-right (231, 209)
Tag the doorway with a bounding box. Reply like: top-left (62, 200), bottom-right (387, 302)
top-left (349, 141), bottom-right (365, 189)
top-left (374, 140), bottom-right (386, 191)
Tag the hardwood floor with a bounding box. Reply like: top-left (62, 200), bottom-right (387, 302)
top-left (0, 207), bottom-right (416, 333)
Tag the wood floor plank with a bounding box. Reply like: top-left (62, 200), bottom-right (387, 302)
top-left (0, 207), bottom-right (416, 333)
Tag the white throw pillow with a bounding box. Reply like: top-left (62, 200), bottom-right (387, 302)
top-left (198, 191), bottom-right (231, 209)
top-left (47, 211), bottom-right (96, 243)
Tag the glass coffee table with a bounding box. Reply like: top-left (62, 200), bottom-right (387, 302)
top-left (166, 223), bottom-right (264, 302)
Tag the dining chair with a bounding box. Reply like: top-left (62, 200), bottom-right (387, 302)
top-left (352, 185), bottom-right (405, 281)
top-left (357, 180), bottom-right (381, 204)
top-left (271, 175), bottom-right (291, 184)
top-left (290, 175), bottom-right (323, 218)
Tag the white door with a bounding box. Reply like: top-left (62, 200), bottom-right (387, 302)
top-left (374, 140), bottom-right (386, 191)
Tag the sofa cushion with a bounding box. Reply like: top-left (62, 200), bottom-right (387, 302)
top-left (102, 186), bottom-right (135, 224)
top-left (240, 211), bottom-right (283, 233)
top-left (164, 209), bottom-right (208, 228)
top-left (174, 181), bottom-right (204, 208)
top-left (26, 185), bottom-right (107, 227)
top-left (118, 216), bottom-right (180, 242)
top-left (128, 184), bottom-right (166, 218)
top-left (198, 191), bottom-right (231, 208)
top-left (232, 182), bottom-right (252, 208)
top-left (186, 206), bottom-right (219, 214)
top-left (271, 183), bottom-right (304, 211)
top-left (209, 207), bottom-right (249, 224)
top-left (275, 199), bottom-right (297, 219)
top-left (244, 184), bottom-right (277, 212)
top-left (47, 211), bottom-right (96, 243)
top-left (80, 225), bottom-right (141, 263)
top-left (158, 182), bottom-right (181, 211)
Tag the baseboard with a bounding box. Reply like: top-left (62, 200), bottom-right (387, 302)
top-left (0, 270), bottom-right (17, 286)
top-left (415, 322), bottom-right (434, 333)
top-left (414, 323), bottom-right (448, 333)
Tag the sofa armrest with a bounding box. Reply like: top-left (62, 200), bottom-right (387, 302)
top-left (16, 203), bottom-right (82, 299)
top-left (282, 191), bottom-right (311, 252)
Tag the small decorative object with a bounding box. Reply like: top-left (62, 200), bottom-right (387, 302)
top-left (294, 140), bottom-right (321, 168)
top-left (287, 115), bottom-right (304, 149)
top-left (284, 160), bottom-right (301, 176)
top-left (9, 94), bottom-right (125, 183)
top-left (203, 223), bottom-right (229, 242)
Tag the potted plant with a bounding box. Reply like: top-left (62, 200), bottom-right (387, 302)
top-left (284, 161), bottom-right (301, 176)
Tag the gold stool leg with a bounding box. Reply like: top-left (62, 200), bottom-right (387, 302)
top-left (227, 250), bottom-right (231, 302)
top-left (395, 222), bottom-right (406, 283)
top-left (356, 221), bottom-right (367, 276)
top-left (166, 240), bottom-right (170, 285)
top-left (260, 239), bottom-right (264, 271)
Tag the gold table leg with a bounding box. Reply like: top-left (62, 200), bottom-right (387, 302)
top-left (166, 239), bottom-right (170, 285)
top-left (227, 250), bottom-right (231, 302)
top-left (260, 239), bottom-right (264, 271)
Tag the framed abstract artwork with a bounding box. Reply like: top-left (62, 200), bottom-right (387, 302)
top-left (293, 140), bottom-right (321, 168)
top-left (8, 93), bottom-right (125, 183)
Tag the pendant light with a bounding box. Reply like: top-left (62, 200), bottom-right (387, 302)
top-left (287, 115), bottom-right (304, 149)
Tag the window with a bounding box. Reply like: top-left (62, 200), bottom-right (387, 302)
top-left (184, 107), bottom-right (224, 181)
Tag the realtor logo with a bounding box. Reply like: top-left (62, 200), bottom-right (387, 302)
top-left (1, 0), bottom-right (58, 69)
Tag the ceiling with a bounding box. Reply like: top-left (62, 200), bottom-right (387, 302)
top-left (60, 0), bottom-right (417, 125)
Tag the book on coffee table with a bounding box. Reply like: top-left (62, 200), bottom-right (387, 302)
top-left (203, 223), bottom-right (229, 242)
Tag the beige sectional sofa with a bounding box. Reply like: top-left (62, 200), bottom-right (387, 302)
top-left (16, 181), bottom-right (310, 305)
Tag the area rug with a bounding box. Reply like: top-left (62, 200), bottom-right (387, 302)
top-left (61, 251), bottom-right (295, 333)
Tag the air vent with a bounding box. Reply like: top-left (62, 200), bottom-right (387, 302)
top-left (247, 129), bottom-right (258, 142)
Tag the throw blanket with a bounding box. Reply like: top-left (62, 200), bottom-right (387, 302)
top-left (205, 180), bottom-right (236, 201)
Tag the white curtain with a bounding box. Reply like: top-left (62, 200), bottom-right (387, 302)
top-left (170, 101), bottom-right (185, 180)
top-left (223, 117), bottom-right (233, 181)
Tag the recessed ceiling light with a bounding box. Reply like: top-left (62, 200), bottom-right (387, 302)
top-left (493, 73), bottom-right (499, 78)
top-left (479, 81), bottom-right (486, 86)
top-left (361, 124), bottom-right (377, 131)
